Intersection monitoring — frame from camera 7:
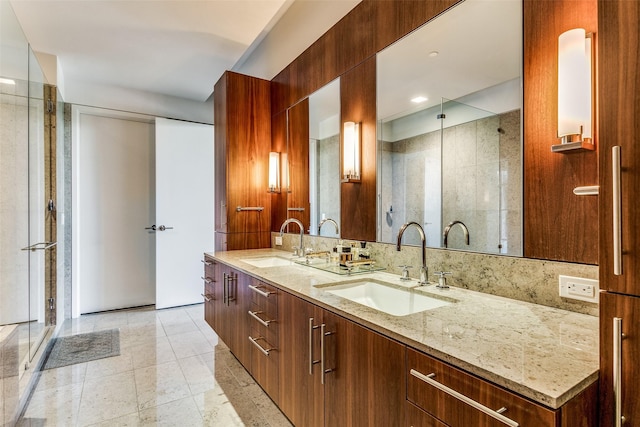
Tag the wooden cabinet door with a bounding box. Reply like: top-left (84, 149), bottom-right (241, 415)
top-left (598, 0), bottom-right (640, 296)
top-left (278, 291), bottom-right (324, 427)
top-left (227, 269), bottom-right (250, 367)
top-left (600, 292), bottom-right (640, 427)
top-left (406, 401), bottom-right (449, 427)
top-left (323, 310), bottom-right (406, 427)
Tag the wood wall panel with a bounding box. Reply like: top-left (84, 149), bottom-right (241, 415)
top-left (271, 110), bottom-right (288, 232)
top-left (287, 99), bottom-right (311, 231)
top-left (374, 0), bottom-right (461, 53)
top-left (523, 0), bottom-right (598, 264)
top-left (340, 57), bottom-right (377, 242)
top-left (598, 0), bottom-right (640, 295)
top-left (215, 71), bottom-right (272, 250)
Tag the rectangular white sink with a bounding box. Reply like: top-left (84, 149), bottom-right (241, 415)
top-left (240, 256), bottom-right (293, 268)
top-left (319, 279), bottom-right (453, 316)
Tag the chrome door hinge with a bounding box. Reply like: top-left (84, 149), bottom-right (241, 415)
top-left (49, 298), bottom-right (55, 310)
top-left (46, 98), bottom-right (54, 114)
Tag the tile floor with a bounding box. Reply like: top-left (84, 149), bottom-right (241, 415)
top-left (16, 304), bottom-right (292, 426)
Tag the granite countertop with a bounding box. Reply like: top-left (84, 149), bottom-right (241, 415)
top-left (207, 248), bottom-right (599, 410)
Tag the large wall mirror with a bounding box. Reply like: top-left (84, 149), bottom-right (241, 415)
top-left (308, 78), bottom-right (341, 237)
top-left (376, 0), bottom-right (523, 256)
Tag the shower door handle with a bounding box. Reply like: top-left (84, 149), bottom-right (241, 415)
top-left (21, 242), bottom-right (57, 251)
top-left (158, 225), bottom-right (173, 231)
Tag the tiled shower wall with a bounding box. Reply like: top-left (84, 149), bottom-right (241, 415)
top-left (380, 110), bottom-right (522, 256)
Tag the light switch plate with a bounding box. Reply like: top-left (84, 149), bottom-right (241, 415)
top-left (275, 236), bottom-right (283, 246)
top-left (559, 275), bottom-right (599, 303)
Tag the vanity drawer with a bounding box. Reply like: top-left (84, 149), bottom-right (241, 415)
top-left (248, 301), bottom-right (278, 346)
top-left (248, 278), bottom-right (279, 311)
top-left (407, 348), bottom-right (557, 427)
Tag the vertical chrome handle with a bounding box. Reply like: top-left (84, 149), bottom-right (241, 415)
top-left (228, 274), bottom-right (237, 304)
top-left (613, 317), bottom-right (626, 427)
top-left (321, 324), bottom-right (334, 385)
top-left (223, 273), bottom-right (228, 305)
top-left (309, 318), bottom-right (320, 375)
top-left (613, 146), bottom-right (623, 275)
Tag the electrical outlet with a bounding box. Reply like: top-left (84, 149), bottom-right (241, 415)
top-left (275, 236), bottom-right (283, 246)
top-left (559, 275), bottom-right (599, 303)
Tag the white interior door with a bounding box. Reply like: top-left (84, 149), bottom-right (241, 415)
top-left (154, 118), bottom-right (213, 309)
top-left (73, 106), bottom-right (156, 315)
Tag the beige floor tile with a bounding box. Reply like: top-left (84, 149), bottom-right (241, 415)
top-left (77, 371), bottom-right (138, 426)
top-left (134, 360), bottom-right (191, 411)
top-left (34, 362), bottom-right (87, 392)
top-left (161, 319), bottom-right (199, 337)
top-left (178, 353), bottom-right (216, 395)
top-left (128, 337), bottom-right (176, 370)
top-left (167, 330), bottom-right (214, 359)
top-left (138, 396), bottom-right (203, 427)
top-left (86, 412), bottom-right (140, 427)
top-left (21, 382), bottom-right (83, 426)
top-left (85, 354), bottom-right (133, 379)
top-left (193, 389), bottom-right (245, 426)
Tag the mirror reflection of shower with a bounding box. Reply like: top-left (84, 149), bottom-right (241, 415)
top-left (308, 78), bottom-right (341, 238)
top-left (378, 96), bottom-right (522, 256)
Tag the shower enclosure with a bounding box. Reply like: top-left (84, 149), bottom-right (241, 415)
top-left (1, 2), bottom-right (62, 421)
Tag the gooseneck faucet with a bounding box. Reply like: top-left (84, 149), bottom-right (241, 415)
top-left (396, 221), bottom-right (428, 285)
top-left (317, 218), bottom-right (340, 236)
top-left (443, 220), bottom-right (470, 249)
top-left (280, 218), bottom-right (305, 256)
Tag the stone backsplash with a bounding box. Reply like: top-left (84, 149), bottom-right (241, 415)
top-left (272, 233), bottom-right (598, 316)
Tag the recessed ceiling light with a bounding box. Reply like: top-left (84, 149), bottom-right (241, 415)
top-left (411, 96), bottom-right (428, 104)
top-left (0, 78), bottom-right (16, 85)
top-left (428, 51), bottom-right (439, 58)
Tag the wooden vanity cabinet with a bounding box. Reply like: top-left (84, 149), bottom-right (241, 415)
top-left (278, 291), bottom-right (405, 427)
top-left (203, 260), bottom-right (250, 367)
top-left (247, 277), bottom-right (280, 402)
top-left (407, 348), bottom-right (556, 426)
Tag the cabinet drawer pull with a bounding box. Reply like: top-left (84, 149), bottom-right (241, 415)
top-left (410, 369), bottom-right (519, 427)
top-left (612, 146), bottom-right (623, 275)
top-left (249, 284), bottom-right (275, 297)
top-left (201, 293), bottom-right (212, 302)
top-left (201, 259), bottom-right (213, 266)
top-left (201, 276), bottom-right (213, 284)
top-left (248, 310), bottom-right (274, 327)
top-left (249, 336), bottom-right (274, 356)
top-left (309, 318), bottom-right (321, 374)
top-left (613, 317), bottom-right (626, 427)
top-left (320, 323), bottom-right (334, 385)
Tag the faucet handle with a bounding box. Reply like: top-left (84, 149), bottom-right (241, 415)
top-left (398, 265), bottom-right (412, 281)
top-left (433, 271), bottom-right (452, 289)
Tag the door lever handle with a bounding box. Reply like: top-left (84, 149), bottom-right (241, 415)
top-left (158, 225), bottom-right (173, 231)
top-left (145, 225), bottom-right (157, 231)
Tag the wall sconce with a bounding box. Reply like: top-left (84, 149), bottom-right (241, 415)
top-left (342, 121), bottom-right (361, 182)
top-left (268, 151), bottom-right (281, 193)
top-left (281, 153), bottom-right (290, 193)
top-left (553, 28), bottom-right (594, 152)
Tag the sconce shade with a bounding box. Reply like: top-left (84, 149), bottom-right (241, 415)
top-left (342, 121), bottom-right (361, 182)
top-left (268, 151), bottom-right (280, 192)
top-left (557, 28), bottom-right (592, 144)
top-left (281, 153), bottom-right (289, 192)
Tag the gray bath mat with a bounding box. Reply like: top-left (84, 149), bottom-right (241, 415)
top-left (43, 329), bottom-right (120, 370)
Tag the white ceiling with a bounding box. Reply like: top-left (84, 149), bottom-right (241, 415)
top-left (8, 0), bottom-right (358, 103)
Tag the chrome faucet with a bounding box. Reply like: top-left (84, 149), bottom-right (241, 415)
top-left (443, 220), bottom-right (470, 249)
top-left (280, 218), bottom-right (305, 256)
top-left (317, 218), bottom-right (339, 236)
top-left (396, 221), bottom-right (428, 285)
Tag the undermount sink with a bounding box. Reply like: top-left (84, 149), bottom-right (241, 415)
top-left (240, 256), bottom-right (294, 268)
top-left (318, 279), bottom-right (454, 316)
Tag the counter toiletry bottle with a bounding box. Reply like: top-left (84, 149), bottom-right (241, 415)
top-left (340, 246), bottom-right (352, 267)
top-left (359, 241), bottom-right (370, 260)
top-left (351, 242), bottom-right (359, 260)
top-left (331, 247), bottom-right (340, 266)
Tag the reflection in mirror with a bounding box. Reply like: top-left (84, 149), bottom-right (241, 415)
top-left (376, 0), bottom-right (522, 256)
top-left (309, 78), bottom-right (341, 237)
